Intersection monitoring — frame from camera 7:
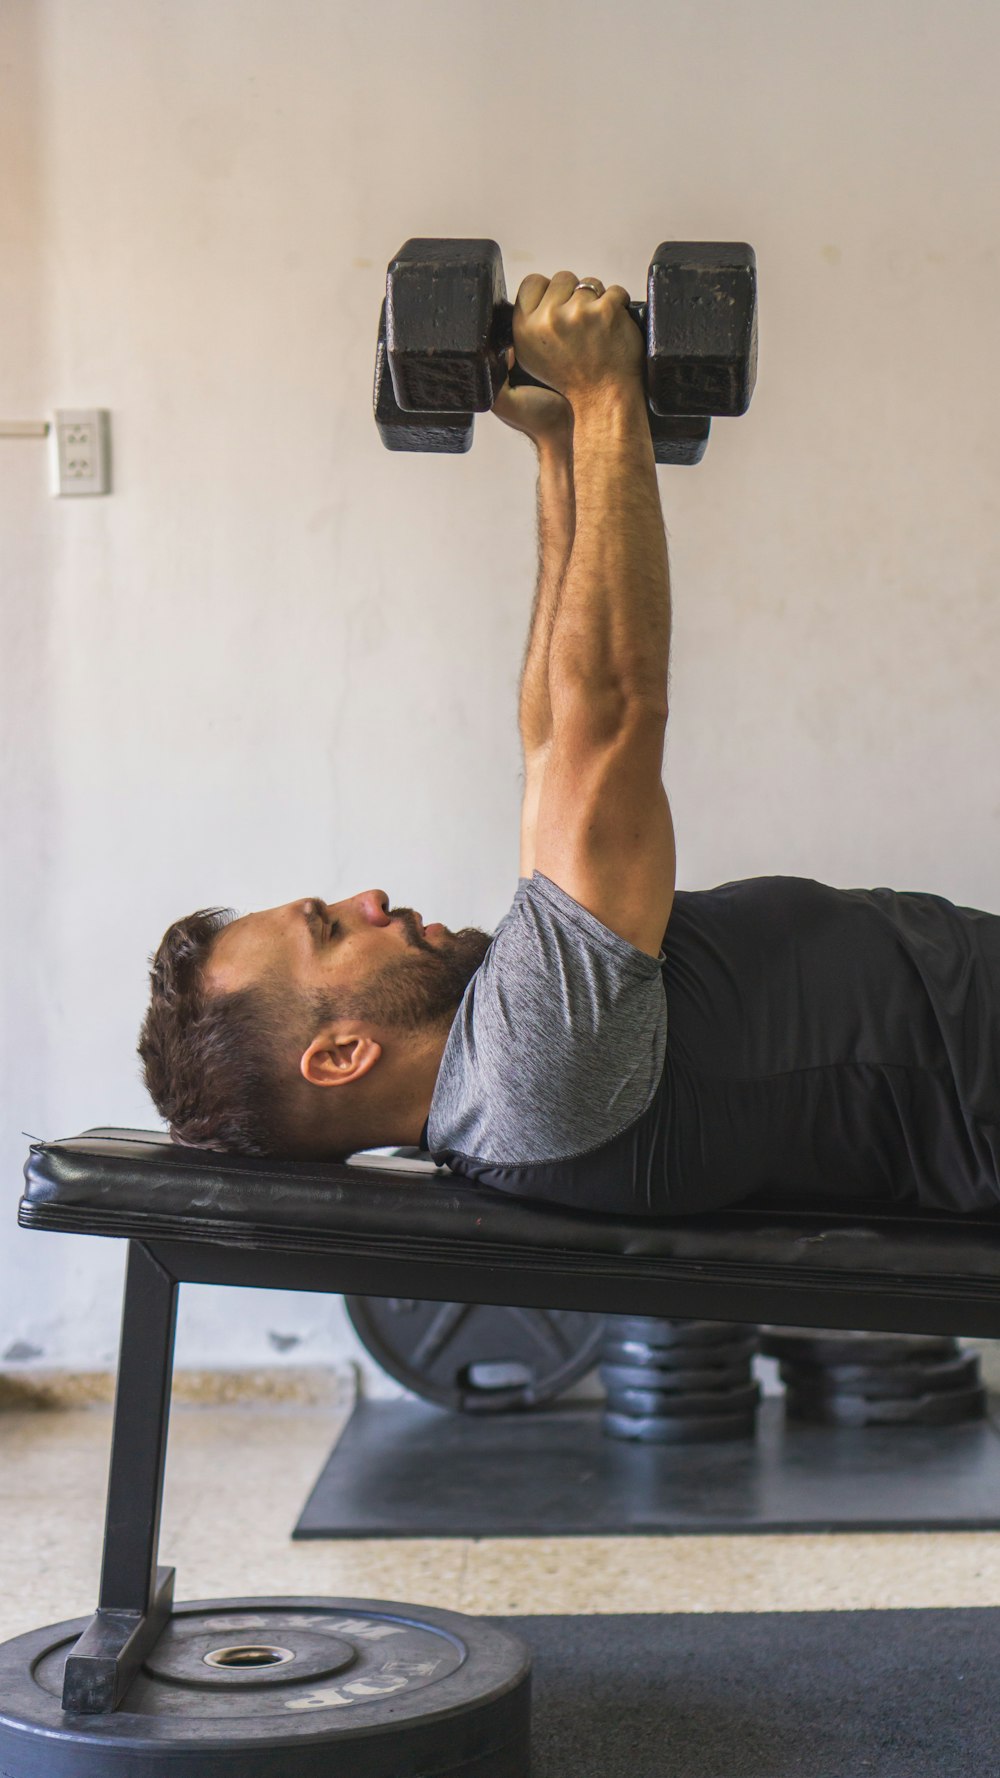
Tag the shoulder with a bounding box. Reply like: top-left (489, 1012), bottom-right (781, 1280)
top-left (427, 873), bottom-right (667, 1167)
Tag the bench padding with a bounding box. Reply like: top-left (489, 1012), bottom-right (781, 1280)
top-left (19, 1128), bottom-right (1000, 1338)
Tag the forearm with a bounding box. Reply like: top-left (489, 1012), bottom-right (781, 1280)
top-left (518, 437), bottom-right (576, 757)
top-left (549, 385), bottom-right (670, 730)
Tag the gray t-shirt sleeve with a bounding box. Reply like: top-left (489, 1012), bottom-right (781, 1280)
top-left (427, 872), bottom-right (668, 1167)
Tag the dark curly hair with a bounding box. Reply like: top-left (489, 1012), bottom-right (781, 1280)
top-left (138, 907), bottom-right (321, 1155)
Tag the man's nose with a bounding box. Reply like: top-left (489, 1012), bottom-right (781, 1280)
top-left (351, 889), bottom-right (392, 927)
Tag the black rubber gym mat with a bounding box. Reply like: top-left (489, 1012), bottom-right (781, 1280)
top-left (492, 1609), bottom-right (1000, 1776)
top-left (294, 1395), bottom-right (1000, 1538)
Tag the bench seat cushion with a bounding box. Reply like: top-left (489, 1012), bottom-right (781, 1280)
top-left (18, 1129), bottom-right (1000, 1338)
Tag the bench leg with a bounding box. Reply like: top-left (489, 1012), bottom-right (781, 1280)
top-left (61, 1240), bottom-right (179, 1714)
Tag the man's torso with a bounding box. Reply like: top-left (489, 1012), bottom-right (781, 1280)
top-left (425, 873), bottom-right (1000, 1217)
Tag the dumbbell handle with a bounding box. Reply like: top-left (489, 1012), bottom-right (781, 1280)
top-left (495, 300), bottom-right (648, 396)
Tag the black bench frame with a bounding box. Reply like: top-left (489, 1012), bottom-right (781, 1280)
top-left (18, 1128), bottom-right (1000, 1716)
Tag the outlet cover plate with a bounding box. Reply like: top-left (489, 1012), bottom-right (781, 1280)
top-left (51, 409), bottom-right (111, 497)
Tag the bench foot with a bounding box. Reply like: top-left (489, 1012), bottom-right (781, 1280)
top-left (61, 1564), bottom-right (175, 1714)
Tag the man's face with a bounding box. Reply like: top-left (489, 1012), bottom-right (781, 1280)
top-left (205, 889), bottom-right (490, 1034)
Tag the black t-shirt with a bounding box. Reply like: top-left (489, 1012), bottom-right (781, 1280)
top-left (426, 874), bottom-right (1000, 1218)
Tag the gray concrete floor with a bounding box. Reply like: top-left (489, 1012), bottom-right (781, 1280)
top-left (4, 1399), bottom-right (1000, 1644)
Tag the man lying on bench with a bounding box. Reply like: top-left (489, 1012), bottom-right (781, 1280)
top-left (137, 268), bottom-right (1000, 1219)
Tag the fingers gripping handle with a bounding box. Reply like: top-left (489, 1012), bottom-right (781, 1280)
top-left (497, 301), bottom-right (650, 397)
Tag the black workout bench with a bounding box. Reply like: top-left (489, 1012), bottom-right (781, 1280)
top-left (12, 1125), bottom-right (1000, 1772)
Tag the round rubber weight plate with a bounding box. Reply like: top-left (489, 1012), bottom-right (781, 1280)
top-left (599, 1358), bottom-right (755, 1394)
top-left (603, 1407), bottom-right (759, 1443)
top-left (605, 1317), bottom-right (757, 1348)
top-left (0, 1596), bottom-right (532, 1778)
top-left (786, 1384), bottom-right (987, 1427)
top-left (344, 1295), bottom-right (605, 1411)
top-left (603, 1381), bottom-right (761, 1419)
top-left (601, 1334), bottom-right (759, 1373)
top-left (761, 1327), bottom-right (958, 1366)
top-left (780, 1350), bottom-right (981, 1400)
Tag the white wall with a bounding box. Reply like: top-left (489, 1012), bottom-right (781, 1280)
top-left (2, 0), bottom-right (999, 1372)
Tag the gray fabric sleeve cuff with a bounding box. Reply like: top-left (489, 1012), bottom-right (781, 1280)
top-left (529, 872), bottom-right (666, 973)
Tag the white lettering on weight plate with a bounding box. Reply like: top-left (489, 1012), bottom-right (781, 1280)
top-left (284, 1658), bottom-right (443, 1712)
top-left (325, 1617), bottom-right (407, 1641)
top-left (285, 1672), bottom-right (410, 1712)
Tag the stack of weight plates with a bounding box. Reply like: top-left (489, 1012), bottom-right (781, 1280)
top-left (599, 1317), bottom-right (761, 1442)
top-left (761, 1327), bottom-right (987, 1427)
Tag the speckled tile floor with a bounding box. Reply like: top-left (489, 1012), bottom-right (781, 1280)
top-left (3, 1401), bottom-right (1000, 1643)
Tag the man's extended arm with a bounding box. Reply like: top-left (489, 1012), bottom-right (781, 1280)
top-left (515, 272), bottom-right (676, 955)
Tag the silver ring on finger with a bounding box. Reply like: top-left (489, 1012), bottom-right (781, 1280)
top-left (574, 279), bottom-right (603, 295)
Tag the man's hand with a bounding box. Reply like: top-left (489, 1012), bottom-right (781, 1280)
top-left (492, 348), bottom-right (573, 448)
top-left (512, 271), bottom-right (645, 407)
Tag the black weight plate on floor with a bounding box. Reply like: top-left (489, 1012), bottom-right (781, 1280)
top-left (0, 1596), bottom-right (532, 1778)
top-left (605, 1317), bottom-right (757, 1348)
top-left (601, 1335), bottom-right (759, 1373)
top-left (344, 1295), bottom-right (604, 1412)
top-left (599, 1358), bottom-right (755, 1394)
top-left (761, 1327), bottom-right (958, 1366)
top-left (603, 1407), bottom-right (758, 1443)
top-left (780, 1350), bottom-right (981, 1400)
top-left (786, 1384), bottom-right (987, 1427)
top-left (603, 1382), bottom-right (761, 1419)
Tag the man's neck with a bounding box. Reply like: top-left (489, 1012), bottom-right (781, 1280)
top-left (383, 1023), bottom-right (450, 1148)
top-left (321, 1022), bottom-right (449, 1157)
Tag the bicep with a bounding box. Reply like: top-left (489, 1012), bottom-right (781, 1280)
top-left (532, 716), bottom-right (676, 956)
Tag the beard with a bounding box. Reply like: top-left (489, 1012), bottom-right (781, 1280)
top-left (338, 911), bottom-right (492, 1033)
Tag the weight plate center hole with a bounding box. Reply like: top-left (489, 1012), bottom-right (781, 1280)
top-left (203, 1644), bottom-right (296, 1670)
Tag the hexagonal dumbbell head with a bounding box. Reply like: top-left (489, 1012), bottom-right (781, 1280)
top-left (648, 414), bottom-right (711, 466)
top-left (373, 301), bottom-right (475, 453)
top-left (385, 239), bottom-right (509, 415)
top-left (646, 243), bottom-right (758, 418)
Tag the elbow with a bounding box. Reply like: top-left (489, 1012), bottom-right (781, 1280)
top-left (621, 686), bottom-right (670, 727)
top-left (553, 681), bottom-right (669, 748)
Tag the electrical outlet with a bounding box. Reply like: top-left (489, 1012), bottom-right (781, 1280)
top-left (51, 409), bottom-right (111, 497)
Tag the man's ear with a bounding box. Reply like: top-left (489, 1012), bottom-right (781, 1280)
top-left (300, 1030), bottom-right (382, 1089)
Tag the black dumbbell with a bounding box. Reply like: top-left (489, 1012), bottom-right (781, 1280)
top-left (385, 238), bottom-right (757, 415)
top-left (374, 300), bottom-right (711, 464)
top-left (374, 236), bottom-right (757, 462)
top-left (373, 236), bottom-right (754, 451)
